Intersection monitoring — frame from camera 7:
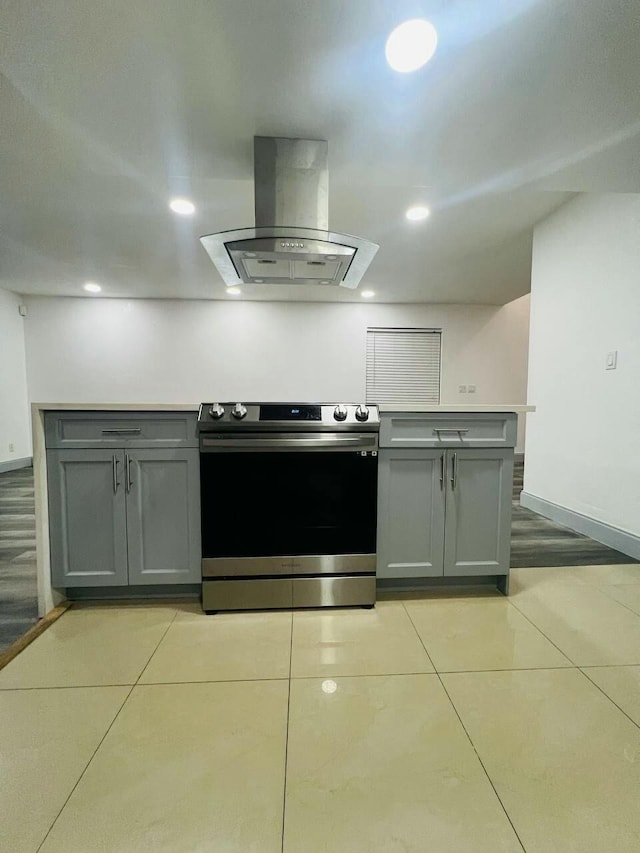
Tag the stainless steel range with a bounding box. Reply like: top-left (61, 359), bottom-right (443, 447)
top-left (197, 402), bottom-right (380, 613)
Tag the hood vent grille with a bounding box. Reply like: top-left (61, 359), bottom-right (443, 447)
top-left (200, 137), bottom-right (378, 290)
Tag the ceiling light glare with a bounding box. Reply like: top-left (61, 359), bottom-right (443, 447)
top-left (385, 19), bottom-right (438, 73)
top-left (405, 205), bottom-right (431, 222)
top-left (321, 680), bottom-right (338, 694)
top-left (361, 290), bottom-right (375, 298)
top-left (226, 286), bottom-right (242, 295)
top-left (169, 197), bottom-right (195, 215)
top-left (83, 282), bottom-right (102, 293)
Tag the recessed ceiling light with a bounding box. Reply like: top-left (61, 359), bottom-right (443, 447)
top-left (169, 197), bottom-right (195, 215)
top-left (361, 290), bottom-right (375, 298)
top-left (385, 19), bottom-right (438, 73)
top-left (83, 282), bottom-right (101, 293)
top-left (406, 205), bottom-right (431, 222)
top-left (226, 286), bottom-right (241, 295)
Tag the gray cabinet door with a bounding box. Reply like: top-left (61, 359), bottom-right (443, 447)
top-left (125, 449), bottom-right (201, 585)
top-left (47, 449), bottom-right (128, 587)
top-left (443, 449), bottom-right (513, 577)
top-left (377, 449), bottom-right (446, 578)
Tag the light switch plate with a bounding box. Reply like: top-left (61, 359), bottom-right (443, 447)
top-left (606, 351), bottom-right (618, 370)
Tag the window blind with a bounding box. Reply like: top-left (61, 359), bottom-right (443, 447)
top-left (366, 328), bottom-right (442, 405)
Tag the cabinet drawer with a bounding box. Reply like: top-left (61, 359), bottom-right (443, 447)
top-left (380, 413), bottom-right (517, 449)
top-left (45, 412), bottom-right (198, 448)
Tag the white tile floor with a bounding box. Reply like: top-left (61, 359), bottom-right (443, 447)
top-left (2, 565), bottom-right (640, 852)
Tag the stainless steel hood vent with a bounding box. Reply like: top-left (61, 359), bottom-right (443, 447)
top-left (200, 137), bottom-right (379, 289)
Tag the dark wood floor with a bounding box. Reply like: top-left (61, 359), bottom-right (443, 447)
top-left (0, 461), bottom-right (637, 652)
top-left (510, 460), bottom-right (637, 568)
top-left (0, 467), bottom-right (38, 652)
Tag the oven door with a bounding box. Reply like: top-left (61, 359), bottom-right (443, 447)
top-left (199, 433), bottom-right (378, 570)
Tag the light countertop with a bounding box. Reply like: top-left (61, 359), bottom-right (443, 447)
top-left (32, 402), bottom-right (199, 413)
top-left (378, 404), bottom-right (535, 413)
top-left (33, 402), bottom-right (534, 414)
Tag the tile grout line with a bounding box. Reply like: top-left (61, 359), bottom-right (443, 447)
top-left (506, 587), bottom-right (640, 676)
top-left (288, 667), bottom-right (575, 679)
top-left (133, 607), bottom-right (181, 685)
top-left (34, 607), bottom-right (181, 852)
top-left (281, 612), bottom-right (294, 853)
top-left (401, 601), bottom-right (529, 853)
top-left (578, 667), bottom-right (640, 733)
top-left (436, 673), bottom-right (529, 853)
top-left (505, 594), bottom-right (580, 666)
top-left (590, 583), bottom-right (640, 619)
top-left (35, 683), bottom-right (136, 852)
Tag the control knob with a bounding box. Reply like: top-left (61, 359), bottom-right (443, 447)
top-left (355, 404), bottom-right (370, 422)
top-left (209, 403), bottom-right (225, 420)
top-left (333, 404), bottom-right (348, 422)
top-left (231, 402), bottom-right (247, 420)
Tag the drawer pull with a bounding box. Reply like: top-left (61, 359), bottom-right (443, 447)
top-left (101, 428), bottom-right (142, 435)
top-left (433, 428), bottom-right (468, 439)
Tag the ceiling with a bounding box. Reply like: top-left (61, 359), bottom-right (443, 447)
top-left (1, 0), bottom-right (639, 304)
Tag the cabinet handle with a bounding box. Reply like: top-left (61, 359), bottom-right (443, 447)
top-left (112, 456), bottom-right (120, 493)
top-left (126, 454), bottom-right (133, 493)
top-left (433, 428), bottom-right (469, 440)
top-left (440, 453), bottom-right (445, 488)
top-left (451, 452), bottom-right (458, 490)
top-left (101, 428), bottom-right (142, 435)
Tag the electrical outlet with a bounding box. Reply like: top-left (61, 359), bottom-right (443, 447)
top-left (468, 385), bottom-right (476, 394)
top-left (606, 351), bottom-right (618, 370)
top-left (9, 443), bottom-right (15, 453)
top-left (458, 385), bottom-right (467, 393)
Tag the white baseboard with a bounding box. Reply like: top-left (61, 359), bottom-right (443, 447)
top-left (520, 491), bottom-right (640, 561)
top-left (0, 456), bottom-right (33, 473)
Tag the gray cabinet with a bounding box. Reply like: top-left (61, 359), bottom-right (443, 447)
top-left (126, 449), bottom-right (201, 585)
top-left (46, 413), bottom-right (201, 589)
top-left (377, 415), bottom-right (515, 587)
top-left (377, 450), bottom-right (445, 578)
top-left (47, 450), bottom-right (128, 587)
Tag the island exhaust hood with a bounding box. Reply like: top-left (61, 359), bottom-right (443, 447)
top-left (200, 137), bottom-right (379, 289)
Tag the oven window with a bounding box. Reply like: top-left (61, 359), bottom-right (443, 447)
top-left (200, 451), bottom-right (378, 558)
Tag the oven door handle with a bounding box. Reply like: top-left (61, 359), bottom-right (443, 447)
top-left (200, 434), bottom-right (378, 451)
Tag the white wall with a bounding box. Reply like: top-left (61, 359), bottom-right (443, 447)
top-left (525, 193), bottom-right (640, 537)
top-left (23, 294), bottom-right (531, 449)
top-left (0, 288), bottom-right (31, 464)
